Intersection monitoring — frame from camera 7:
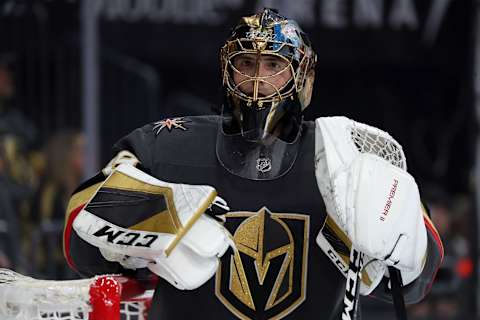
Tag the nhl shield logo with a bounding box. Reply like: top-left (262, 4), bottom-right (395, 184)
top-left (256, 157), bottom-right (272, 173)
top-left (215, 208), bottom-right (309, 319)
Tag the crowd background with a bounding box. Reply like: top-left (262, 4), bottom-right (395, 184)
top-left (0, 0), bottom-right (477, 319)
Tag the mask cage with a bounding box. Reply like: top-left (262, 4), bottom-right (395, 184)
top-left (221, 38), bottom-right (312, 110)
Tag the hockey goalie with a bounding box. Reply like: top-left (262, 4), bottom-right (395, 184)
top-left (64, 8), bottom-right (443, 320)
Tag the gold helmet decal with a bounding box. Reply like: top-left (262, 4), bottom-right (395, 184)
top-left (216, 207), bottom-right (309, 319)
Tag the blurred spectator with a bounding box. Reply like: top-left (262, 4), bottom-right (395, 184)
top-left (0, 153), bottom-right (14, 268)
top-left (0, 54), bottom-right (37, 162)
top-left (0, 54), bottom-right (37, 271)
top-left (408, 188), bottom-right (474, 320)
top-left (0, 156), bottom-right (27, 269)
top-left (31, 130), bottom-right (85, 279)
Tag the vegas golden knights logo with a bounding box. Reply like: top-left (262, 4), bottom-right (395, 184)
top-left (215, 207), bottom-right (309, 320)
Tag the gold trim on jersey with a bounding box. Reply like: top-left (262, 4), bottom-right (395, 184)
top-left (65, 182), bottom-right (103, 220)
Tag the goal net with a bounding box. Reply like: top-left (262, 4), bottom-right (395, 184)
top-left (0, 269), bottom-right (153, 320)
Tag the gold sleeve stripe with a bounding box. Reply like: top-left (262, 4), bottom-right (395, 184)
top-left (65, 182), bottom-right (103, 220)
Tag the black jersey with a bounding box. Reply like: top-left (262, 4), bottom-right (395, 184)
top-left (64, 115), bottom-right (443, 320)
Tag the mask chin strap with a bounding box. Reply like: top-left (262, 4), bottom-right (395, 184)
top-left (342, 249), bottom-right (408, 320)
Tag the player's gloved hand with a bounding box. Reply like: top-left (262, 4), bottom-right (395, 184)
top-left (72, 164), bottom-right (233, 290)
top-left (315, 117), bottom-right (427, 291)
top-left (341, 154), bottom-right (427, 280)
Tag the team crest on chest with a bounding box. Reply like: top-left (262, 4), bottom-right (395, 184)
top-left (152, 117), bottom-right (190, 134)
top-left (215, 207), bottom-right (309, 319)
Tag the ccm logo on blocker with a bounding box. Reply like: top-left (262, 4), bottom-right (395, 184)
top-left (93, 225), bottom-right (159, 247)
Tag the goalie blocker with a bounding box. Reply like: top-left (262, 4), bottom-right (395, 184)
top-left (64, 163), bottom-right (233, 291)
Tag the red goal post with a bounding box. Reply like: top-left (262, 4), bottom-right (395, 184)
top-left (0, 269), bottom-right (155, 320)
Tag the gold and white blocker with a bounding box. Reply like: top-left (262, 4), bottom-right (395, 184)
top-left (72, 164), bottom-right (234, 290)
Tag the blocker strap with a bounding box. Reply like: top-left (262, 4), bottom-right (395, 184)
top-left (389, 266), bottom-right (408, 320)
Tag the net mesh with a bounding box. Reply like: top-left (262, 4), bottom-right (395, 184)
top-left (119, 291), bottom-right (153, 320)
top-left (350, 121), bottom-right (406, 170)
top-left (0, 269), bottom-right (151, 320)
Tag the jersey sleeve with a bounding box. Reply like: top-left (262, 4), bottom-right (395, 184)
top-left (112, 124), bottom-right (155, 173)
top-left (63, 124), bottom-right (155, 277)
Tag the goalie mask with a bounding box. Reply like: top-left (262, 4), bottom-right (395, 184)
top-left (217, 8), bottom-right (317, 180)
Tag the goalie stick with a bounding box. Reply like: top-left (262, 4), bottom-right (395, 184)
top-left (389, 266), bottom-right (407, 320)
top-left (342, 248), bottom-right (364, 320)
top-left (342, 249), bottom-right (407, 320)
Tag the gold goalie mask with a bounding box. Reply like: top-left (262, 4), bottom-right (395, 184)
top-left (217, 8), bottom-right (317, 180)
